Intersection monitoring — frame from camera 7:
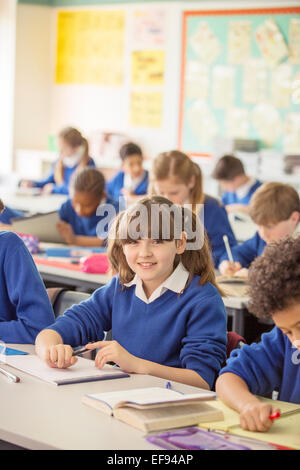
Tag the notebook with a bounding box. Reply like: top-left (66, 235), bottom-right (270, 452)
top-left (4, 354), bottom-right (129, 385)
top-left (82, 387), bottom-right (223, 432)
top-left (11, 211), bottom-right (65, 243)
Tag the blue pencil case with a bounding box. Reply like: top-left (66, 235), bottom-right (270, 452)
top-left (44, 247), bottom-right (106, 258)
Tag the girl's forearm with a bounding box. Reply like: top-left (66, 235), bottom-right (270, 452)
top-left (35, 329), bottom-right (63, 358)
top-left (136, 359), bottom-right (210, 390)
top-left (216, 373), bottom-right (261, 412)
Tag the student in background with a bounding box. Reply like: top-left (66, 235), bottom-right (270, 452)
top-left (0, 199), bottom-right (55, 343)
top-left (212, 155), bottom-right (262, 214)
top-left (151, 150), bottom-right (237, 267)
top-left (57, 167), bottom-right (119, 246)
top-left (36, 196), bottom-right (227, 389)
top-left (20, 127), bottom-right (95, 195)
top-left (216, 237), bottom-right (300, 432)
top-left (219, 182), bottom-right (300, 277)
top-left (106, 142), bottom-right (149, 205)
top-left (0, 204), bottom-right (23, 228)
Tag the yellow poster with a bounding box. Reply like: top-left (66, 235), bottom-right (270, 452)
top-left (130, 92), bottom-right (163, 127)
top-left (56, 10), bottom-right (125, 86)
top-left (131, 50), bottom-right (165, 86)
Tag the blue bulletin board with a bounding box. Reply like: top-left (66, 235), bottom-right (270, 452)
top-left (179, 7), bottom-right (300, 156)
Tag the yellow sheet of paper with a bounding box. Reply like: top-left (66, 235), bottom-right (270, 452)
top-left (199, 398), bottom-right (300, 450)
top-left (131, 50), bottom-right (165, 86)
top-left (56, 10), bottom-right (125, 86)
top-left (130, 91), bottom-right (162, 127)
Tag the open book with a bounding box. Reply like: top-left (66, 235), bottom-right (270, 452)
top-left (4, 354), bottom-right (129, 385)
top-left (82, 387), bottom-right (224, 432)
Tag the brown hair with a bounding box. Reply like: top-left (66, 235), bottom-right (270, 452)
top-left (120, 142), bottom-right (142, 161)
top-left (212, 155), bottom-right (245, 181)
top-left (70, 167), bottom-right (105, 200)
top-left (0, 199), bottom-right (4, 214)
top-left (54, 127), bottom-right (90, 185)
top-left (151, 151), bottom-right (205, 212)
top-left (249, 182), bottom-right (300, 225)
top-left (107, 195), bottom-right (223, 295)
top-left (248, 237), bottom-right (300, 319)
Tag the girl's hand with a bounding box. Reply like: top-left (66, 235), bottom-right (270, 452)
top-left (57, 221), bottom-right (76, 244)
top-left (85, 340), bottom-right (143, 374)
top-left (219, 260), bottom-right (242, 276)
top-left (240, 402), bottom-right (281, 432)
top-left (41, 344), bottom-right (78, 369)
top-left (234, 268), bottom-right (249, 278)
top-left (42, 183), bottom-right (55, 194)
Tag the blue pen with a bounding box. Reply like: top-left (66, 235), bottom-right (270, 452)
top-left (165, 381), bottom-right (184, 394)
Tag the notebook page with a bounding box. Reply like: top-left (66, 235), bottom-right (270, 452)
top-left (86, 387), bottom-right (216, 409)
top-left (4, 354), bottom-right (127, 384)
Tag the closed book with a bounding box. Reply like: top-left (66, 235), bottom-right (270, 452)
top-left (82, 387), bottom-right (223, 432)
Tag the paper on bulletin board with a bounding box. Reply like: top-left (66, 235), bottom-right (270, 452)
top-left (212, 66), bottom-right (235, 108)
top-left (184, 61), bottom-right (209, 100)
top-left (131, 50), bottom-right (165, 86)
top-left (289, 18), bottom-right (300, 65)
top-left (130, 91), bottom-right (163, 127)
top-left (132, 9), bottom-right (166, 47)
top-left (189, 22), bottom-right (221, 64)
top-left (228, 20), bottom-right (251, 64)
top-left (187, 100), bottom-right (219, 145)
top-left (284, 112), bottom-right (300, 153)
top-left (56, 10), bottom-right (125, 86)
top-left (226, 108), bottom-right (249, 138)
top-left (255, 18), bottom-right (289, 67)
top-left (252, 103), bottom-right (283, 145)
top-left (243, 59), bottom-right (268, 104)
top-left (271, 64), bottom-right (292, 108)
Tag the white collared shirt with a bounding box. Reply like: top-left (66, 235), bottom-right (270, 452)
top-left (124, 262), bottom-right (190, 304)
top-left (235, 177), bottom-right (257, 199)
top-left (123, 170), bottom-right (146, 192)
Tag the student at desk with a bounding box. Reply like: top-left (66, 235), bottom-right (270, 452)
top-left (0, 199), bottom-right (55, 343)
top-left (212, 155), bottom-right (262, 214)
top-left (219, 182), bottom-right (300, 277)
top-left (36, 196), bottom-right (227, 390)
top-left (57, 167), bottom-right (119, 246)
top-left (20, 127), bottom-right (95, 195)
top-left (0, 204), bottom-right (23, 227)
top-left (216, 237), bottom-right (300, 432)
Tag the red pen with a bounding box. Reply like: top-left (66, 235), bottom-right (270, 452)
top-left (269, 411), bottom-right (281, 420)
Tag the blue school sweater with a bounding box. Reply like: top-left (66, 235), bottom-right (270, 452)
top-left (0, 231), bottom-right (55, 343)
top-left (219, 327), bottom-right (300, 404)
top-left (221, 180), bottom-right (262, 206)
top-left (106, 170), bottom-right (149, 201)
top-left (202, 196), bottom-right (237, 267)
top-left (47, 274), bottom-right (227, 389)
top-left (0, 206), bottom-right (24, 224)
top-left (218, 231), bottom-right (266, 268)
top-left (32, 157), bottom-right (95, 195)
top-left (58, 195), bottom-right (119, 239)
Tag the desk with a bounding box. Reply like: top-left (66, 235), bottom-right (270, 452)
top-left (4, 191), bottom-right (67, 215)
top-left (0, 345), bottom-right (202, 450)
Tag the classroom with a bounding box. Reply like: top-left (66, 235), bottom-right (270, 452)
top-left (0, 0), bottom-right (299, 453)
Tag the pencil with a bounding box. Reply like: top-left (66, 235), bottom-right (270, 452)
top-left (223, 235), bottom-right (234, 263)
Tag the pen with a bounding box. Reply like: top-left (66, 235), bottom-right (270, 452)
top-left (72, 346), bottom-right (90, 356)
top-left (223, 235), bottom-right (234, 263)
top-left (165, 381), bottom-right (184, 394)
top-left (0, 366), bottom-right (20, 383)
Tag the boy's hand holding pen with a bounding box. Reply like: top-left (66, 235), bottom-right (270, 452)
top-left (219, 235), bottom-right (243, 276)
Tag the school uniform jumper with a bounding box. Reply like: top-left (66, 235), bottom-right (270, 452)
top-left (0, 231), bottom-right (55, 343)
top-left (32, 157), bottom-right (96, 195)
top-left (106, 170), bottom-right (149, 201)
top-left (47, 274), bottom-right (227, 389)
top-left (58, 195), bottom-right (119, 239)
top-left (220, 327), bottom-right (300, 404)
top-left (0, 206), bottom-right (24, 224)
top-left (202, 195), bottom-right (237, 267)
top-left (218, 231), bottom-right (266, 268)
top-left (221, 179), bottom-right (262, 206)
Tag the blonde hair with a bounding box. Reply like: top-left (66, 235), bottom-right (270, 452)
top-left (107, 195), bottom-right (222, 295)
top-left (249, 182), bottom-right (300, 225)
top-left (151, 151), bottom-right (204, 212)
top-left (54, 127), bottom-right (90, 185)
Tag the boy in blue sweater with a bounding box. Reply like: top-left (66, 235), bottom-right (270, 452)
top-left (212, 155), bottom-right (261, 214)
top-left (36, 196), bottom-right (227, 389)
top-left (106, 142), bottom-right (149, 205)
top-left (0, 204), bottom-right (23, 226)
top-left (58, 167), bottom-right (119, 246)
top-left (219, 182), bottom-right (300, 276)
top-left (0, 200), bottom-right (55, 343)
top-left (216, 237), bottom-right (300, 432)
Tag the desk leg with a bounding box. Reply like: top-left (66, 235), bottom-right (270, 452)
top-left (227, 307), bottom-right (247, 338)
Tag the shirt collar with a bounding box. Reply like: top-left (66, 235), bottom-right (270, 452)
top-left (235, 177), bottom-right (256, 199)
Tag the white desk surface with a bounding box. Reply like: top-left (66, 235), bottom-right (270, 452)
top-left (4, 191), bottom-right (67, 215)
top-left (0, 345), bottom-right (203, 450)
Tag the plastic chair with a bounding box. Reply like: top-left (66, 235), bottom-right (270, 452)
top-left (226, 331), bottom-right (245, 359)
top-left (46, 287), bottom-right (91, 318)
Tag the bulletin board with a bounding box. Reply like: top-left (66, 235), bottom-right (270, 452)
top-left (179, 7), bottom-right (300, 156)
